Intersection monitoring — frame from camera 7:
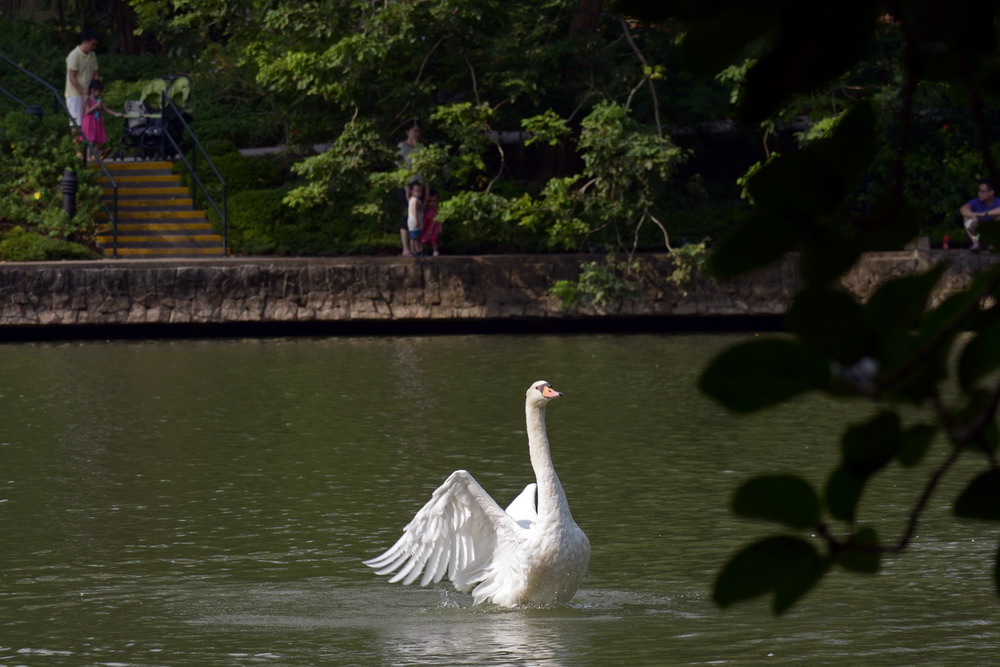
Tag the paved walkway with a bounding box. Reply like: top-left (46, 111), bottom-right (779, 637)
top-left (238, 144), bottom-right (331, 157)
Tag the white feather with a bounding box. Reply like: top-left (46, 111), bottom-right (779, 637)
top-left (363, 380), bottom-right (591, 607)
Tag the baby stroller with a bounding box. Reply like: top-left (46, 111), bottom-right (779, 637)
top-left (112, 75), bottom-right (193, 161)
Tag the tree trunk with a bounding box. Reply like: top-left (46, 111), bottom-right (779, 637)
top-left (541, 0), bottom-right (605, 180)
top-left (56, 0), bottom-right (72, 50)
top-left (568, 0), bottom-right (604, 40)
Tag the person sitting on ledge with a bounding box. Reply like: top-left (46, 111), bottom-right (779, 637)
top-left (960, 178), bottom-right (1000, 250)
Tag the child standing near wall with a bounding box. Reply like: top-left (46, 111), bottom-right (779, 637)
top-left (420, 190), bottom-right (442, 256)
top-left (406, 182), bottom-right (424, 257)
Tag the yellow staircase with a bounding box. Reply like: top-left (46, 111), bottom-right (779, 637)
top-left (94, 161), bottom-right (227, 258)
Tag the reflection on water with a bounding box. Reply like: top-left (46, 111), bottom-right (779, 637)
top-left (374, 606), bottom-right (585, 667)
top-left (2, 335), bottom-right (999, 665)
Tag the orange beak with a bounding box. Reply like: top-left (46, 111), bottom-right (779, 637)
top-left (542, 385), bottom-right (562, 398)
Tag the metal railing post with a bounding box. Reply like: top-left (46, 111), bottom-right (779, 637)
top-left (159, 76), bottom-right (228, 257)
top-left (222, 182), bottom-right (228, 255)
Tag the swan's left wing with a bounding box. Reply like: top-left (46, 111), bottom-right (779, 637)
top-left (363, 469), bottom-right (523, 591)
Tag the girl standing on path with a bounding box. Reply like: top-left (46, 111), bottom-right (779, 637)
top-left (81, 80), bottom-right (122, 160)
top-left (420, 190), bottom-right (441, 256)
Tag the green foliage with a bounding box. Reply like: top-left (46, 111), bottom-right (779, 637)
top-left (510, 176), bottom-right (590, 250)
top-left (209, 152), bottom-right (287, 193)
top-left (667, 241), bottom-right (708, 294)
top-left (576, 101), bottom-right (686, 231)
top-left (285, 119), bottom-right (395, 207)
top-left (521, 110), bottom-right (571, 147)
top-left (427, 103), bottom-right (498, 186)
top-left (177, 148), bottom-right (289, 221)
top-left (735, 153), bottom-right (779, 203)
top-left (511, 102), bottom-right (687, 251)
top-left (0, 226), bottom-right (99, 261)
top-left (222, 188), bottom-right (296, 255)
top-left (877, 123), bottom-right (992, 230)
top-left (549, 255), bottom-right (643, 308)
top-left (222, 187), bottom-right (396, 256)
top-left (621, 0), bottom-right (1000, 614)
top-left (436, 190), bottom-right (519, 252)
top-left (0, 112), bottom-right (103, 254)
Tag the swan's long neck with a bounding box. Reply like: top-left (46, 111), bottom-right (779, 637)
top-left (526, 401), bottom-right (571, 522)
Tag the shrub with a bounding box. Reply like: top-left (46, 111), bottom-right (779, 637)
top-left (0, 226), bottom-right (99, 261)
top-left (177, 150), bottom-right (288, 199)
top-left (201, 139), bottom-right (238, 156)
top-left (220, 188), bottom-right (296, 254)
top-left (549, 255), bottom-right (644, 308)
top-left (220, 187), bottom-right (399, 256)
top-left (0, 112), bottom-right (103, 248)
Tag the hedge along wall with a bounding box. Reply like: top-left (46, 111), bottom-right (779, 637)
top-left (0, 252), bottom-right (994, 333)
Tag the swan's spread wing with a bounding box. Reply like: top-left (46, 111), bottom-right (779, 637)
top-left (363, 470), bottom-right (521, 591)
top-left (504, 483), bottom-right (537, 529)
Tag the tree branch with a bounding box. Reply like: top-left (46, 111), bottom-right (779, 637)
top-left (648, 212), bottom-right (672, 251)
top-left (466, 57), bottom-right (480, 105)
top-left (414, 36), bottom-right (447, 87)
top-left (617, 16), bottom-right (662, 138)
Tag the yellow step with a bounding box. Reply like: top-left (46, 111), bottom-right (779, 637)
top-left (100, 222), bottom-right (214, 232)
top-left (97, 234), bottom-right (223, 243)
top-left (98, 174), bottom-right (181, 184)
top-left (101, 246), bottom-right (226, 257)
top-left (99, 210), bottom-right (206, 220)
top-left (102, 186), bottom-right (189, 196)
top-left (108, 199), bottom-right (195, 208)
top-left (99, 161), bottom-right (174, 171)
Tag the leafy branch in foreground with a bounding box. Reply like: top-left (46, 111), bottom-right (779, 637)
top-left (616, 0), bottom-right (1000, 613)
top-left (700, 262), bottom-right (1000, 612)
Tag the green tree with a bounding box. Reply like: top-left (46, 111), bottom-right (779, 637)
top-left (127, 0), bottom-right (711, 255)
top-left (617, 0), bottom-right (1000, 613)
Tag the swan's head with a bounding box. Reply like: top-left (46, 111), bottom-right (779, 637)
top-left (527, 380), bottom-right (562, 404)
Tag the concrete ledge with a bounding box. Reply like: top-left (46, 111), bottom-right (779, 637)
top-left (0, 251), bottom-right (995, 339)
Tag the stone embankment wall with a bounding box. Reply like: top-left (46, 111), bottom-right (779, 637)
top-left (0, 251), bottom-right (995, 334)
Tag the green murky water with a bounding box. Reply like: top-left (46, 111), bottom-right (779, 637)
top-left (2, 334), bottom-right (998, 665)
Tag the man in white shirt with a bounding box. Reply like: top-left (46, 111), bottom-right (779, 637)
top-left (65, 29), bottom-right (100, 131)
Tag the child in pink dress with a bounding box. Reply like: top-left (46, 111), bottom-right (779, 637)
top-left (81, 80), bottom-right (121, 159)
top-left (419, 191), bottom-right (442, 256)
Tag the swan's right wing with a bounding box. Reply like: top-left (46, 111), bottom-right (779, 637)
top-left (363, 470), bottom-right (522, 591)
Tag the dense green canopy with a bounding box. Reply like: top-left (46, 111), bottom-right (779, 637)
top-left (118, 0), bottom-right (724, 254)
top-left (4, 1), bottom-right (997, 258)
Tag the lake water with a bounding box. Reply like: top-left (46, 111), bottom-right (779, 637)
top-left (2, 334), bottom-right (998, 665)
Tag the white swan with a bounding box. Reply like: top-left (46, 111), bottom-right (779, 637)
top-left (363, 380), bottom-right (591, 607)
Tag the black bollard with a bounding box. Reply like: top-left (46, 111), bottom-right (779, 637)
top-left (60, 169), bottom-right (78, 220)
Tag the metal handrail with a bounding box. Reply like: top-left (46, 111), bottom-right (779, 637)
top-left (0, 83), bottom-right (43, 117)
top-left (0, 51), bottom-right (120, 257)
top-left (159, 76), bottom-right (227, 255)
